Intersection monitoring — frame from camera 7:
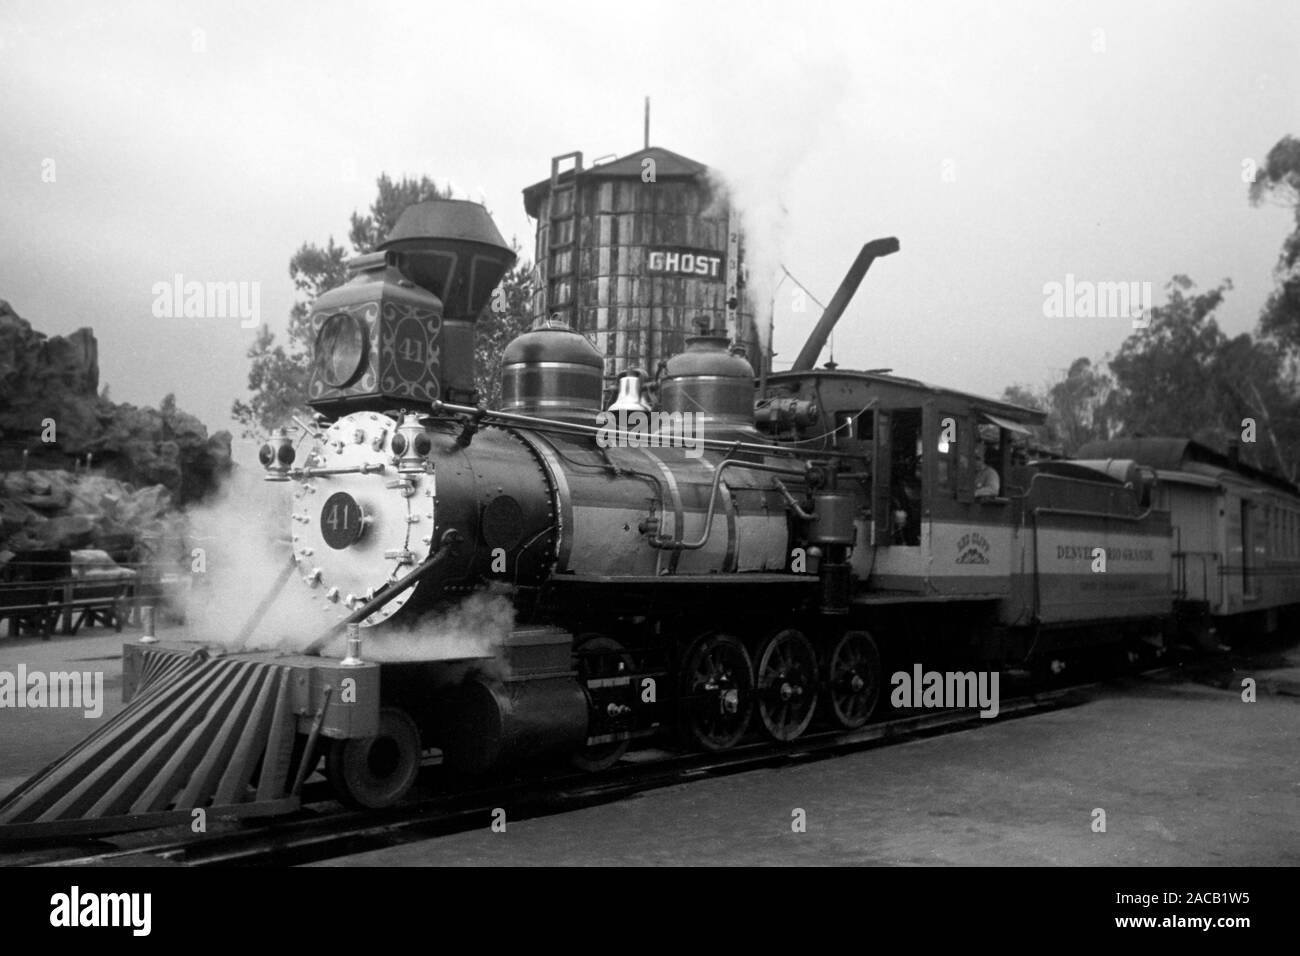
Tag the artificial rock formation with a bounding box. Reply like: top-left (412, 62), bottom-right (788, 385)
top-left (0, 300), bottom-right (230, 556)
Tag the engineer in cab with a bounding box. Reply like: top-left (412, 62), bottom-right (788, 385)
top-left (974, 442), bottom-right (1001, 499)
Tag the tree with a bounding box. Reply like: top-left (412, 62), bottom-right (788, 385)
top-left (1001, 358), bottom-right (1115, 455)
top-left (475, 247), bottom-right (535, 408)
top-left (992, 136), bottom-right (1300, 479)
top-left (1000, 384), bottom-right (1044, 412)
top-left (346, 174), bottom-right (449, 254)
top-left (1210, 332), bottom-right (1300, 481)
top-left (1047, 357), bottom-right (1115, 453)
top-left (232, 175), bottom-right (536, 435)
top-left (1105, 276), bottom-right (1232, 442)
top-left (1249, 135), bottom-right (1300, 357)
top-left (1246, 134), bottom-right (1300, 481)
top-left (1007, 275), bottom-right (1299, 479)
top-left (1000, 381), bottom-right (1060, 453)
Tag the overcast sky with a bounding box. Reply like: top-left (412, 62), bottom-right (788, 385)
top-left (2, 0), bottom-right (1297, 457)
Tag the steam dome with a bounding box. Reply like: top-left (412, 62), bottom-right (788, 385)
top-left (500, 317), bottom-right (603, 422)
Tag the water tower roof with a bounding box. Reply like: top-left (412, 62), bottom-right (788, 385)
top-left (522, 146), bottom-right (712, 217)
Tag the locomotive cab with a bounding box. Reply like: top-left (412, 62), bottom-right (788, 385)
top-left (762, 368), bottom-right (1044, 595)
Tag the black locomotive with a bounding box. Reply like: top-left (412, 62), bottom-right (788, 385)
top-left (3, 199), bottom-right (1297, 831)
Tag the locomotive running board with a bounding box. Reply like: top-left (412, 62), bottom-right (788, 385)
top-left (0, 644), bottom-right (379, 843)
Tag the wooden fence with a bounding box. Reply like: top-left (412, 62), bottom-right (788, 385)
top-left (0, 556), bottom-right (171, 639)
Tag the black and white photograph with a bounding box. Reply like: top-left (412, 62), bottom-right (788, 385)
top-left (0, 0), bottom-right (1296, 927)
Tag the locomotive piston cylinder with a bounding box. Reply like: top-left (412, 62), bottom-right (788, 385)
top-left (440, 676), bottom-right (588, 774)
top-left (438, 626), bottom-right (588, 774)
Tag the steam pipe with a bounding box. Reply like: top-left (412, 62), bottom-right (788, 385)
top-left (230, 554), bottom-right (298, 651)
top-left (303, 530), bottom-right (461, 656)
top-left (647, 458), bottom-right (806, 551)
top-left (790, 237), bottom-right (900, 373)
top-left (771, 478), bottom-right (813, 520)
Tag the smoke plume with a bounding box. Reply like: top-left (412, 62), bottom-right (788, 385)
top-left (705, 56), bottom-right (852, 364)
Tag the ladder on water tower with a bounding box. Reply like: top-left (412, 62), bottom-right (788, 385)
top-left (546, 152), bottom-right (582, 329)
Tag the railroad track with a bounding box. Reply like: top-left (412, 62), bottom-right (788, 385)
top-left (3, 680), bottom-right (1096, 867)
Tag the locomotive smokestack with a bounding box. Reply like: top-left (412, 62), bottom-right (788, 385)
top-left (380, 200), bottom-right (516, 318)
top-left (790, 237), bottom-right (900, 373)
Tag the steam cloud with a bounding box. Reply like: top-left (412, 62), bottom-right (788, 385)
top-left (176, 466), bottom-right (515, 664)
top-left (705, 57), bottom-right (852, 363)
top-left (178, 466), bottom-right (317, 649)
top-left (311, 586), bottom-right (516, 664)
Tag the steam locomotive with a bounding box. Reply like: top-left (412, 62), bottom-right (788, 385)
top-left (4, 199), bottom-right (1298, 832)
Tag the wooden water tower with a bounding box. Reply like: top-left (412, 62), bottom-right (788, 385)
top-left (521, 146), bottom-right (762, 396)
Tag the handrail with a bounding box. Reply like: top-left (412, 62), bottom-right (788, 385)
top-left (1025, 472), bottom-right (1154, 521)
top-left (1030, 505), bottom-right (1154, 523)
top-left (428, 399), bottom-right (868, 461)
top-left (645, 459), bottom-right (805, 552)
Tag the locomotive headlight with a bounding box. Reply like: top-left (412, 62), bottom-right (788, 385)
top-left (390, 432), bottom-right (408, 457)
top-left (315, 312), bottom-right (369, 388)
top-left (258, 443), bottom-right (274, 467)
